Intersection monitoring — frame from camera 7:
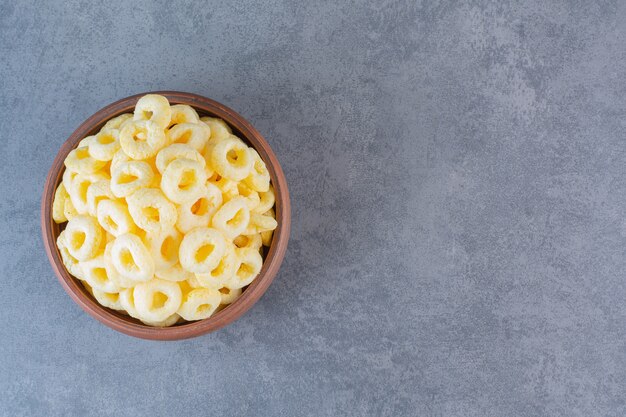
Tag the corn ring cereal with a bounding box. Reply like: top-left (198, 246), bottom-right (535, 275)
top-left (90, 129), bottom-right (121, 161)
top-left (145, 227), bottom-right (182, 272)
top-left (179, 227), bottom-right (226, 273)
top-left (133, 94), bottom-right (172, 129)
top-left (121, 284), bottom-right (182, 327)
top-left (155, 262), bottom-right (193, 282)
top-left (177, 287), bottom-right (221, 321)
top-left (169, 104), bottom-right (199, 127)
top-left (96, 199), bottom-right (136, 236)
top-left (222, 187), bottom-right (240, 203)
top-left (53, 183), bottom-right (70, 223)
top-left (63, 197), bottom-right (79, 221)
top-left (69, 174), bottom-right (99, 215)
top-left (102, 113), bottom-right (133, 132)
top-left (64, 146), bottom-right (106, 175)
top-left (155, 143), bottom-right (205, 175)
top-left (185, 277), bottom-right (201, 293)
top-left (227, 134), bottom-right (245, 145)
top-left (78, 135), bottom-right (96, 148)
top-left (227, 247), bottom-right (263, 289)
top-left (103, 241), bottom-right (137, 288)
top-left (160, 158), bottom-right (207, 204)
top-left (80, 255), bottom-right (120, 293)
top-left (245, 213), bottom-right (278, 235)
top-left (184, 275), bottom-right (204, 291)
top-left (110, 233), bottom-right (155, 282)
top-left (200, 116), bottom-right (231, 142)
top-left (210, 136), bottom-right (253, 181)
top-left (110, 149), bottom-right (130, 172)
top-left (195, 242), bottom-right (237, 288)
top-left (91, 289), bottom-right (123, 311)
top-left (86, 180), bottom-right (114, 217)
top-left (119, 119), bottom-right (167, 159)
top-left (57, 231), bottom-right (84, 279)
top-left (176, 183), bottom-right (222, 233)
top-left (261, 230), bottom-right (273, 247)
top-left (167, 122), bottom-right (210, 151)
top-left (133, 278), bottom-right (182, 322)
top-left (236, 182), bottom-right (261, 211)
top-left (207, 172), bottom-right (238, 198)
top-left (119, 287), bottom-right (140, 319)
top-left (91, 170), bottom-right (111, 181)
top-left (244, 148), bottom-right (270, 192)
top-left (141, 313), bottom-right (181, 327)
top-left (253, 184), bottom-right (275, 214)
top-left (64, 215), bottom-right (104, 261)
top-left (233, 233), bottom-right (262, 250)
top-left (110, 160), bottom-right (154, 198)
top-left (260, 209), bottom-right (276, 246)
top-left (62, 168), bottom-right (79, 192)
top-left (62, 169), bottom-right (110, 204)
top-left (126, 188), bottom-right (177, 233)
top-left (211, 197), bottom-right (250, 239)
top-left (178, 279), bottom-right (196, 296)
top-left (145, 158), bottom-right (161, 187)
top-left (218, 286), bottom-right (242, 305)
top-left (66, 167), bottom-right (109, 189)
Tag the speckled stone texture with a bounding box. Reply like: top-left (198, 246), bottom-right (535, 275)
top-left (1, 0), bottom-right (625, 416)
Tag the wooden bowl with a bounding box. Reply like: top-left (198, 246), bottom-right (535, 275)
top-left (41, 91), bottom-right (290, 340)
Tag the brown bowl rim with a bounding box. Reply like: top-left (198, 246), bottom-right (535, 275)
top-left (40, 91), bottom-right (291, 340)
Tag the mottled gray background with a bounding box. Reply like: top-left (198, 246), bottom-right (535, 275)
top-left (1, 0), bottom-right (625, 416)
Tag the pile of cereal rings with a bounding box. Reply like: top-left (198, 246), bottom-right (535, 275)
top-left (53, 94), bottom-right (276, 327)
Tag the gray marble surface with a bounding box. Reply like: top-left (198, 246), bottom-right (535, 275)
top-left (1, 1), bottom-right (625, 416)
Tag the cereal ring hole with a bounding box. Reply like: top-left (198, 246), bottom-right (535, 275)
top-left (69, 231), bottom-right (86, 251)
top-left (237, 262), bottom-right (256, 279)
top-left (77, 181), bottom-right (89, 201)
top-left (91, 267), bottom-right (109, 286)
top-left (117, 173), bottom-right (139, 184)
top-left (219, 287), bottom-right (231, 295)
top-left (120, 248), bottom-right (139, 272)
top-left (142, 111), bottom-right (153, 120)
top-left (227, 208), bottom-right (246, 228)
top-left (227, 149), bottom-right (239, 163)
top-left (233, 235), bottom-right (250, 248)
top-left (134, 131), bottom-right (147, 142)
top-left (173, 130), bottom-right (192, 144)
top-left (97, 133), bottom-right (116, 145)
top-left (238, 183), bottom-right (255, 198)
top-left (160, 236), bottom-right (178, 262)
top-left (179, 169), bottom-right (197, 190)
top-left (190, 197), bottom-right (209, 215)
top-left (211, 258), bottom-right (227, 277)
top-left (195, 244), bottom-right (215, 263)
top-left (196, 303), bottom-right (213, 315)
top-left (76, 148), bottom-right (90, 160)
top-left (92, 195), bottom-right (107, 210)
top-left (152, 291), bottom-right (168, 309)
top-left (142, 206), bottom-right (160, 222)
top-left (227, 148), bottom-right (249, 168)
top-left (102, 216), bottom-right (118, 233)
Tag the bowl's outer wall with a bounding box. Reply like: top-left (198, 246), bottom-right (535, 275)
top-left (41, 91), bottom-right (291, 340)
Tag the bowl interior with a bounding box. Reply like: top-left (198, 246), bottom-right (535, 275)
top-left (41, 92), bottom-right (290, 340)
